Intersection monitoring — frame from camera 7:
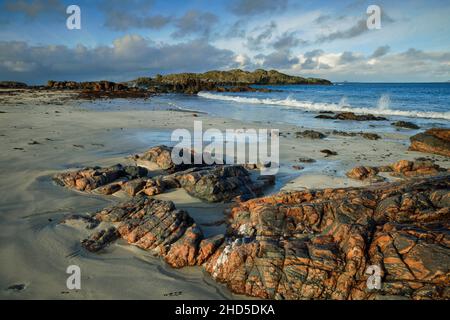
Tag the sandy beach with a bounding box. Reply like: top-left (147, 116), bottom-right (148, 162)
top-left (0, 89), bottom-right (448, 299)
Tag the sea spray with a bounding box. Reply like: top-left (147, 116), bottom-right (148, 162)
top-left (339, 96), bottom-right (350, 107)
top-left (377, 94), bottom-right (390, 110)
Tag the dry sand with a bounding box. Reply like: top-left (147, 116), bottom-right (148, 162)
top-left (0, 89), bottom-right (448, 299)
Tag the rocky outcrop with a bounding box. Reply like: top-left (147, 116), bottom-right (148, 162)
top-left (81, 227), bottom-right (119, 252)
top-left (55, 143), bottom-right (449, 299)
top-left (346, 166), bottom-right (385, 182)
top-left (203, 175), bottom-right (450, 300)
top-left (409, 128), bottom-right (450, 157)
top-left (392, 121), bottom-right (420, 130)
top-left (70, 175), bottom-right (450, 300)
top-left (164, 165), bottom-right (271, 202)
top-left (346, 159), bottom-right (448, 182)
top-left (53, 164), bottom-right (148, 192)
top-left (316, 112), bottom-right (387, 121)
top-left (127, 69), bottom-right (331, 94)
top-left (295, 130), bottom-right (326, 139)
top-left (46, 80), bottom-right (152, 99)
top-left (331, 130), bottom-right (381, 140)
top-left (47, 80), bottom-right (127, 91)
top-left (54, 144), bottom-right (274, 203)
top-left (137, 145), bottom-right (176, 170)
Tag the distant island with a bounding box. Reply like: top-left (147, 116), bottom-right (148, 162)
top-left (129, 69), bottom-right (332, 94)
top-left (1, 69), bottom-right (332, 96)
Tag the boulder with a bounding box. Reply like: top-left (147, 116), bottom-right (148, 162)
top-left (137, 145), bottom-right (207, 173)
top-left (93, 196), bottom-right (206, 268)
top-left (361, 133), bottom-right (381, 140)
top-left (295, 130), bottom-right (326, 139)
top-left (168, 165), bottom-right (270, 202)
top-left (320, 149), bottom-right (337, 157)
top-left (316, 112), bottom-right (387, 121)
top-left (409, 128), bottom-right (450, 157)
top-left (346, 166), bottom-right (380, 180)
top-left (392, 121), bottom-right (420, 129)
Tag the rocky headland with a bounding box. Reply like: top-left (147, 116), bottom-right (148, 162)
top-left (3, 69), bottom-right (332, 98)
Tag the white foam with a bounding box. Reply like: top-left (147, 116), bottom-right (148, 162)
top-left (197, 92), bottom-right (450, 120)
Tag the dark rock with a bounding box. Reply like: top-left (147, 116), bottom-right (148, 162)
top-left (96, 183), bottom-right (122, 195)
top-left (392, 121), bottom-right (420, 129)
top-left (81, 227), bottom-right (119, 252)
top-left (317, 112), bottom-right (387, 121)
top-left (129, 69), bottom-right (332, 94)
top-left (297, 157), bottom-right (316, 163)
top-left (139, 145), bottom-right (175, 170)
top-left (204, 175), bottom-right (450, 299)
top-left (0, 81), bottom-right (27, 89)
top-left (296, 130), bottom-right (326, 139)
top-left (95, 197), bottom-right (200, 264)
top-left (319, 111), bottom-right (334, 114)
top-left (320, 149), bottom-right (337, 156)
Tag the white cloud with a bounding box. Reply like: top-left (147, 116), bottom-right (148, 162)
top-left (0, 35), bottom-right (238, 84)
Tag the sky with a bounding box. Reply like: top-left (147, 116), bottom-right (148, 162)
top-left (0, 0), bottom-right (449, 84)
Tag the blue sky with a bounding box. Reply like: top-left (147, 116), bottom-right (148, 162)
top-left (1, 0), bottom-right (449, 84)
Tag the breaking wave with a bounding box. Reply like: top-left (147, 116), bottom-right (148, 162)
top-left (197, 92), bottom-right (450, 120)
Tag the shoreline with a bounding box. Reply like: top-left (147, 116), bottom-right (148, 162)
top-left (0, 89), bottom-right (448, 299)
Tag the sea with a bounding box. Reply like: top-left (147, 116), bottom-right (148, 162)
top-left (84, 82), bottom-right (450, 133)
